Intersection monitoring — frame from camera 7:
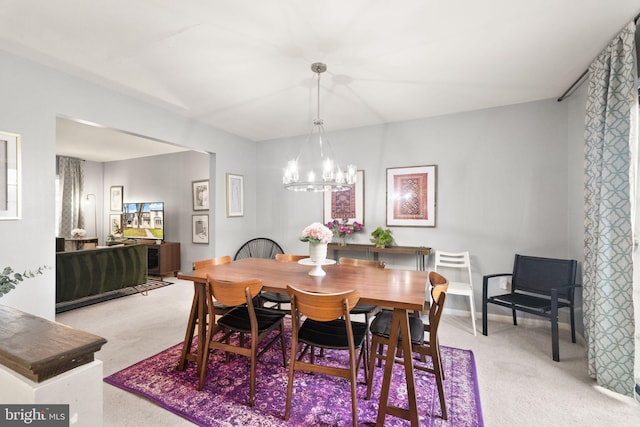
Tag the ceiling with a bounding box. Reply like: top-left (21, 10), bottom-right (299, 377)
top-left (2, 1), bottom-right (639, 161)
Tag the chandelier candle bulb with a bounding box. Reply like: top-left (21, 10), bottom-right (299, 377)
top-left (283, 62), bottom-right (357, 192)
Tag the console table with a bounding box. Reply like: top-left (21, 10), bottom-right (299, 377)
top-left (65, 236), bottom-right (99, 251)
top-left (147, 241), bottom-right (181, 277)
top-left (327, 243), bottom-right (432, 270)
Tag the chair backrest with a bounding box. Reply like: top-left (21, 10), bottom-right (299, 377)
top-left (429, 270), bottom-right (449, 288)
top-left (275, 254), bottom-right (307, 262)
top-left (207, 276), bottom-right (263, 307)
top-left (434, 251), bottom-right (472, 285)
top-left (193, 255), bottom-right (232, 270)
top-left (512, 254), bottom-right (578, 299)
top-left (287, 285), bottom-right (360, 322)
top-left (234, 238), bottom-right (284, 260)
top-left (428, 283), bottom-right (448, 341)
top-left (338, 257), bottom-right (385, 269)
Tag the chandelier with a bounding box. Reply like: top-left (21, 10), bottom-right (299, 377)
top-left (283, 63), bottom-right (357, 192)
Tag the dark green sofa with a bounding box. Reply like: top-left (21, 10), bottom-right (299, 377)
top-left (56, 244), bottom-right (148, 304)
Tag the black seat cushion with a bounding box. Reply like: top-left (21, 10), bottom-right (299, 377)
top-left (298, 319), bottom-right (367, 349)
top-left (489, 292), bottom-right (570, 312)
top-left (260, 292), bottom-right (290, 304)
top-left (350, 303), bottom-right (378, 315)
top-left (370, 310), bottom-right (425, 345)
top-left (218, 306), bottom-right (285, 333)
top-left (213, 300), bottom-right (232, 312)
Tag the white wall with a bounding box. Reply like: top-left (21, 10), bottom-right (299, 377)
top-left (0, 51), bottom-right (257, 319)
top-left (0, 46), bottom-right (586, 329)
top-left (103, 151), bottom-right (217, 273)
top-left (257, 99), bottom-right (575, 318)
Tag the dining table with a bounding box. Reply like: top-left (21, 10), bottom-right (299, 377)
top-left (177, 257), bottom-right (429, 427)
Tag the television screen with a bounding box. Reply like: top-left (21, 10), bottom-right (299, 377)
top-left (121, 202), bottom-right (164, 240)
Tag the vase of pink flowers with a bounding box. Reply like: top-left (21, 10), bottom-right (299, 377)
top-left (300, 222), bottom-right (333, 263)
top-left (327, 219), bottom-right (363, 246)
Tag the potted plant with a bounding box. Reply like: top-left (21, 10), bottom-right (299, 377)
top-left (327, 218), bottom-right (364, 246)
top-left (299, 222), bottom-right (333, 263)
top-left (370, 227), bottom-right (393, 248)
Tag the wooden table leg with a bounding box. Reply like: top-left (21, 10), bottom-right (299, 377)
top-left (195, 283), bottom-right (208, 384)
top-left (376, 308), bottom-right (420, 427)
top-left (177, 282), bottom-right (203, 371)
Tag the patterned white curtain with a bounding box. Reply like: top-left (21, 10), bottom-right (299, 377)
top-left (584, 21), bottom-right (637, 397)
top-left (57, 156), bottom-right (85, 237)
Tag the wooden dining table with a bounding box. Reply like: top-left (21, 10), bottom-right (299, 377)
top-left (177, 257), bottom-right (428, 426)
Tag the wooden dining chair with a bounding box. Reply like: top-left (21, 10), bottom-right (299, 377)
top-left (338, 257), bottom-right (385, 356)
top-left (200, 276), bottom-right (287, 406)
top-left (193, 256), bottom-right (233, 315)
top-left (366, 275), bottom-right (449, 420)
top-left (285, 285), bottom-right (367, 427)
top-left (259, 254), bottom-right (307, 311)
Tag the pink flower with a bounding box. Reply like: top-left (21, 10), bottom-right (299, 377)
top-left (300, 222), bottom-right (333, 244)
top-left (327, 218), bottom-right (364, 239)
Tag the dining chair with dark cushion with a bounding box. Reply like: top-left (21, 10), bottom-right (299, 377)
top-left (338, 257), bottom-right (385, 353)
top-left (200, 277), bottom-right (287, 407)
top-left (193, 255), bottom-right (233, 315)
top-left (259, 253), bottom-right (307, 311)
top-left (366, 273), bottom-right (449, 421)
top-left (285, 284), bottom-right (367, 427)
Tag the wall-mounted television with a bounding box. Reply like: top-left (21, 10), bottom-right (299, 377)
top-left (121, 202), bottom-right (164, 240)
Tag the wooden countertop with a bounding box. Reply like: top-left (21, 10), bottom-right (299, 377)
top-left (0, 305), bottom-right (107, 382)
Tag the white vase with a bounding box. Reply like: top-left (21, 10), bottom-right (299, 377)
top-left (308, 242), bottom-right (327, 264)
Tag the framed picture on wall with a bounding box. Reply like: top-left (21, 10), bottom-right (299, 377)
top-left (0, 131), bottom-right (21, 220)
top-left (192, 214), bottom-right (209, 244)
top-left (226, 173), bottom-right (244, 217)
top-left (323, 170), bottom-right (365, 225)
top-left (386, 165), bottom-right (437, 227)
top-left (108, 214), bottom-right (122, 234)
top-left (110, 186), bottom-right (123, 212)
top-left (192, 179), bottom-right (209, 211)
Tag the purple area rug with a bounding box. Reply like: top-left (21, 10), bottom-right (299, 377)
top-left (105, 324), bottom-right (483, 426)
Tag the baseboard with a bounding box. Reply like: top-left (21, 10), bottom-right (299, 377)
top-left (55, 280), bottom-right (173, 313)
top-left (442, 306), bottom-right (586, 346)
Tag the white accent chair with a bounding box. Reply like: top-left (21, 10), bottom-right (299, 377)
top-left (434, 251), bottom-right (476, 335)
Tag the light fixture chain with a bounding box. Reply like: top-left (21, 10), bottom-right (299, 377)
top-left (316, 68), bottom-right (321, 122)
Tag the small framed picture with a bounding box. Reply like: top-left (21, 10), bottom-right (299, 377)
top-left (386, 165), bottom-right (437, 227)
top-left (226, 173), bottom-right (244, 217)
top-left (0, 131), bottom-right (21, 220)
top-left (108, 214), bottom-right (122, 234)
top-left (110, 186), bottom-right (123, 212)
top-left (323, 170), bottom-right (365, 226)
top-left (192, 180), bottom-right (209, 211)
top-left (192, 214), bottom-right (209, 244)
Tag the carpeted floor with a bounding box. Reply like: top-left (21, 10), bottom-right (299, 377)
top-left (104, 325), bottom-right (482, 427)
